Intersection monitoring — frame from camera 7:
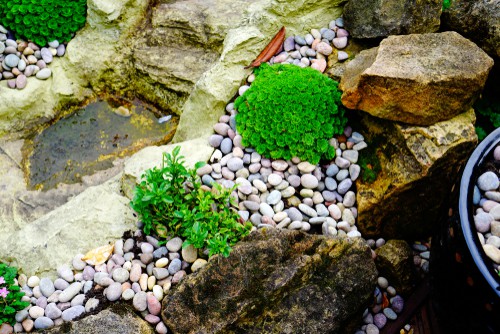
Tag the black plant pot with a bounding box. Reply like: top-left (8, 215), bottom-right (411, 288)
top-left (432, 127), bottom-right (500, 334)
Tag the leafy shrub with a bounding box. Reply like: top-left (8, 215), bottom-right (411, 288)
top-left (0, 0), bottom-right (87, 46)
top-left (131, 146), bottom-right (252, 257)
top-left (0, 263), bottom-right (30, 326)
top-left (234, 63), bottom-right (347, 164)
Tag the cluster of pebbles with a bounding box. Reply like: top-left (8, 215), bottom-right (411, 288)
top-left (473, 145), bottom-right (500, 270)
top-left (8, 233), bottom-right (207, 333)
top-left (270, 17), bottom-right (349, 73)
top-left (0, 24), bottom-right (64, 89)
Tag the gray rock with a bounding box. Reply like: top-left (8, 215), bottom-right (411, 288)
top-left (59, 282), bottom-right (83, 303)
top-left (337, 179), bottom-right (353, 195)
top-left (133, 291), bottom-right (148, 312)
top-left (259, 203), bottom-right (275, 217)
top-left (298, 203), bottom-right (317, 218)
top-left (4, 54), bottom-right (19, 67)
top-left (220, 138), bottom-right (233, 154)
top-left (267, 190), bottom-right (282, 205)
top-left (82, 266), bottom-right (95, 281)
top-left (153, 267), bottom-right (170, 280)
top-left (168, 258), bottom-right (182, 275)
top-left (112, 267), bottom-right (130, 283)
top-left (383, 307), bottom-right (397, 320)
top-left (301, 174), bottom-right (319, 189)
top-left (41, 48), bottom-right (53, 64)
top-left (284, 36), bottom-right (295, 52)
top-left (227, 157), bottom-right (244, 172)
top-left (45, 303), bottom-right (62, 319)
top-left (474, 212), bottom-right (493, 233)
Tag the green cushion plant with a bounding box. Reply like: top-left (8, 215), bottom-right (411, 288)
top-left (0, 0), bottom-right (87, 46)
top-left (0, 263), bottom-right (30, 326)
top-left (234, 63), bottom-right (347, 164)
top-left (131, 146), bottom-right (252, 257)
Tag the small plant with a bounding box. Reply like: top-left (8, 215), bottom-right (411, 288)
top-left (442, 0), bottom-right (452, 10)
top-left (0, 263), bottom-right (30, 326)
top-left (131, 146), bottom-right (252, 257)
top-left (0, 0), bottom-right (87, 46)
top-left (474, 94), bottom-right (500, 141)
top-left (235, 63), bottom-right (347, 164)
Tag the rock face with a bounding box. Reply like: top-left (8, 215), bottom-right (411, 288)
top-left (162, 229), bottom-right (377, 334)
top-left (442, 0), bottom-right (500, 59)
top-left (341, 32), bottom-right (494, 126)
top-left (132, 0), bottom-right (253, 113)
top-left (172, 0), bottom-right (346, 143)
top-left (375, 240), bottom-right (416, 296)
top-left (0, 175), bottom-right (136, 278)
top-left (355, 109), bottom-right (477, 239)
top-left (343, 0), bottom-right (442, 39)
top-left (41, 304), bottom-right (154, 334)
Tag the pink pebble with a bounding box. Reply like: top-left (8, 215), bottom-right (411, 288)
top-left (311, 58), bottom-right (327, 73)
top-left (156, 322), bottom-right (168, 334)
top-left (494, 146), bottom-right (500, 161)
top-left (147, 294), bottom-right (161, 316)
top-left (144, 314), bottom-right (161, 324)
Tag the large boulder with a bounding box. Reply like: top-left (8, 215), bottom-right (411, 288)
top-left (442, 0), bottom-right (500, 59)
top-left (355, 109), bottom-right (477, 239)
top-left (40, 304), bottom-right (154, 334)
top-left (343, 0), bottom-right (442, 39)
top-left (162, 229), bottom-right (377, 334)
top-left (172, 0), bottom-right (346, 143)
top-left (340, 32), bottom-right (494, 126)
top-left (0, 175), bottom-right (136, 278)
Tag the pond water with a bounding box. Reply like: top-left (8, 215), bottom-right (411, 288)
top-left (24, 98), bottom-right (177, 190)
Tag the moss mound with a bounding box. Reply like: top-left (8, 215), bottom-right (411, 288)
top-left (0, 0), bottom-right (87, 46)
top-left (235, 63), bottom-right (347, 164)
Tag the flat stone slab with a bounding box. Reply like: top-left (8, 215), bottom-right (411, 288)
top-left (340, 31), bottom-right (494, 126)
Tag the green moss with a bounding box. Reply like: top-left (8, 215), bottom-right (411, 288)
top-left (0, 0), bottom-right (87, 46)
top-left (235, 63), bottom-right (347, 164)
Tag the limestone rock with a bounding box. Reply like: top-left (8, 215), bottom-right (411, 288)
top-left (122, 137), bottom-right (214, 199)
top-left (340, 32), bottom-right (494, 126)
top-left (162, 229), bottom-right (377, 334)
top-left (343, 0), bottom-right (442, 39)
top-left (355, 109), bottom-right (477, 239)
top-left (375, 240), bottom-right (416, 296)
top-left (0, 175), bottom-right (136, 278)
top-left (442, 0), bottom-right (500, 59)
top-left (40, 303), bottom-right (154, 334)
top-left (173, 0), bottom-right (346, 142)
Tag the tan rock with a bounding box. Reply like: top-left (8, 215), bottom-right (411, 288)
top-left (340, 32), bottom-right (494, 126)
top-left (483, 244), bottom-right (500, 264)
top-left (356, 109), bottom-right (477, 239)
top-left (375, 240), bottom-right (416, 296)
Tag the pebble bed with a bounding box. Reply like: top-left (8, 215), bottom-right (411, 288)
top-left (0, 24), bottom-right (64, 89)
top-left (3, 18), bottom-right (431, 334)
top-left (473, 144), bottom-right (500, 271)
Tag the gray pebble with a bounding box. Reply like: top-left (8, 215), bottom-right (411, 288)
top-left (349, 164), bottom-right (361, 181)
top-left (284, 36), bottom-right (295, 51)
top-left (301, 174), bottom-right (319, 189)
top-left (335, 157), bottom-right (350, 169)
top-left (166, 237), bottom-right (183, 252)
top-left (287, 207), bottom-right (303, 222)
top-left (85, 298), bottom-right (99, 312)
top-left (36, 67), bottom-right (52, 80)
top-left (39, 277), bottom-right (55, 298)
top-left (133, 291), bottom-right (148, 311)
top-left (82, 266), bottom-right (95, 281)
top-left (298, 203), bottom-right (317, 218)
top-left (383, 307), bottom-right (397, 320)
top-left (153, 246), bottom-right (168, 259)
top-left (106, 282), bottom-right (123, 301)
top-left (267, 190), bottom-right (282, 205)
top-left (112, 267), bottom-right (130, 283)
top-left (61, 305), bottom-right (85, 321)
top-left (41, 47), bottom-right (53, 63)
top-left (373, 313), bottom-right (386, 329)
top-left (220, 138), bottom-right (233, 154)
top-left (34, 317), bottom-right (54, 329)
top-left (168, 258), bottom-right (182, 275)
top-left (4, 54), bottom-right (19, 67)
top-left (260, 203), bottom-right (275, 217)
top-left (336, 169), bottom-right (349, 181)
top-left (478, 171), bottom-right (499, 191)
top-left (294, 35), bottom-right (307, 46)
top-left (54, 278), bottom-right (70, 290)
top-left (70, 294), bottom-right (85, 306)
top-left (227, 157), bottom-right (244, 172)
top-left (321, 29), bottom-right (336, 41)
top-left (59, 282), bottom-right (82, 303)
top-left (337, 179), bottom-right (353, 195)
top-left (474, 212), bottom-right (493, 233)
top-left (44, 303), bottom-right (62, 319)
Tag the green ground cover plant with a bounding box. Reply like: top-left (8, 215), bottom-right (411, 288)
top-left (0, 0), bottom-right (87, 46)
top-left (131, 147), bottom-right (252, 257)
top-left (0, 263), bottom-right (29, 326)
top-left (234, 63), bottom-right (347, 164)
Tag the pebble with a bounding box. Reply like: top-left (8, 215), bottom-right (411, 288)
top-left (474, 212), bottom-right (493, 233)
top-left (477, 171), bottom-right (499, 191)
top-left (59, 282), bottom-right (82, 303)
top-left (391, 295), bottom-right (404, 313)
top-left (133, 291), bottom-right (148, 311)
top-left (301, 174), bottom-right (319, 189)
top-left (373, 313), bottom-right (387, 329)
top-left (156, 322), bottom-right (168, 334)
top-left (181, 244), bottom-right (198, 263)
top-left (377, 277), bottom-right (389, 289)
top-left (61, 305), bottom-right (85, 322)
top-left (338, 51), bottom-right (349, 61)
top-left (484, 244), bottom-right (500, 263)
top-left (168, 258), bottom-right (182, 275)
top-left (34, 317), bottom-right (54, 330)
top-left (112, 267), bottom-right (130, 283)
top-left (383, 308), bottom-right (398, 320)
top-left (27, 276), bottom-right (40, 287)
top-left (45, 303), bottom-right (62, 319)
top-left (29, 306), bottom-right (45, 319)
top-left (35, 68), bottom-right (52, 80)
top-left (106, 282), bottom-right (123, 301)
top-left (298, 204), bottom-right (317, 218)
top-left (337, 179), bottom-right (352, 195)
top-left (166, 237), bottom-right (183, 252)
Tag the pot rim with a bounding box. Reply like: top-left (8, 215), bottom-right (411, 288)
top-left (459, 127), bottom-right (500, 298)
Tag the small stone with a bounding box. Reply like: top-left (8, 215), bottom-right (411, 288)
top-left (337, 179), bottom-right (352, 195)
top-left (227, 157), bottom-right (244, 172)
top-left (181, 244), bottom-right (198, 263)
top-left (373, 313), bottom-right (387, 329)
top-left (168, 258), bottom-right (182, 275)
top-left (343, 191), bottom-right (356, 207)
top-left (27, 276), bottom-right (40, 287)
top-left (61, 305), bottom-right (85, 322)
top-left (316, 41), bottom-right (333, 56)
top-left (321, 29), bottom-right (336, 41)
top-left (70, 294), bottom-right (85, 306)
top-left (166, 237), bottom-right (183, 252)
top-left (156, 322), bottom-right (168, 334)
top-left (34, 317), bottom-right (54, 330)
top-left (298, 203), bottom-right (317, 218)
top-left (39, 278), bottom-right (55, 298)
top-left (259, 203), bottom-right (275, 217)
top-left (44, 303), bottom-right (62, 320)
top-left (301, 174), bottom-right (319, 189)
top-left (484, 244), bottom-right (500, 264)
top-left (58, 282), bottom-right (82, 303)
top-left (267, 190), bottom-right (282, 205)
top-left (311, 58), bottom-right (327, 72)
top-left (29, 306), bottom-right (45, 319)
top-left (383, 307), bottom-right (398, 320)
top-left (84, 298), bottom-right (99, 313)
top-left (35, 68), bottom-right (52, 80)
top-left (474, 212), bottom-right (493, 233)
top-left (335, 17), bottom-right (344, 27)
top-left (377, 277), bottom-right (389, 289)
top-left (213, 123), bottom-right (230, 136)
top-left (133, 291), bottom-right (148, 311)
top-left (337, 51), bottom-right (349, 61)
top-left (147, 293), bottom-right (162, 315)
top-left (391, 295), bottom-right (404, 313)
top-left (191, 259), bottom-right (208, 272)
top-left (4, 54), bottom-right (19, 67)
top-left (40, 47), bottom-right (53, 63)
top-left (478, 171), bottom-right (499, 191)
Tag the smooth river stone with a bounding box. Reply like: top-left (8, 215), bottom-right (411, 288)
top-left (301, 174), bottom-right (319, 189)
top-left (4, 53), bottom-right (19, 67)
top-left (15, 74), bottom-right (27, 89)
top-left (58, 282), bottom-right (82, 303)
top-left (61, 305), bottom-right (85, 322)
top-left (477, 171), bottom-right (500, 191)
top-left (39, 277), bottom-right (55, 298)
top-left (35, 68), bottom-right (52, 80)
